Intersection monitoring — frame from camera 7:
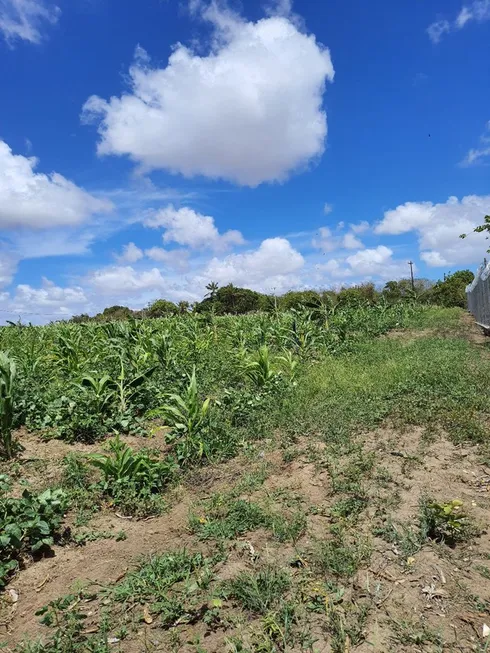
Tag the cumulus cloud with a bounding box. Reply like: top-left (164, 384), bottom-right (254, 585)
top-left (145, 247), bottom-right (190, 271)
top-left (88, 266), bottom-right (168, 296)
top-left (201, 237), bottom-right (304, 293)
top-left (342, 233), bottom-right (364, 249)
top-left (0, 140), bottom-right (113, 229)
top-left (460, 120), bottom-right (490, 166)
top-left (143, 205), bottom-right (244, 251)
top-left (116, 242), bottom-right (144, 264)
top-left (82, 2), bottom-right (334, 186)
top-left (0, 246), bottom-right (18, 288)
top-left (312, 226), bottom-right (365, 252)
top-left (0, 0), bottom-right (60, 44)
top-left (349, 220), bottom-right (370, 234)
top-left (6, 278), bottom-right (88, 317)
top-left (375, 194), bottom-right (490, 267)
top-left (427, 0), bottom-right (490, 41)
top-left (319, 246), bottom-right (409, 281)
top-left (323, 203), bottom-right (333, 215)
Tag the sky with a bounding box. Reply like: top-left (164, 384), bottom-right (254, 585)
top-left (0, 0), bottom-right (489, 323)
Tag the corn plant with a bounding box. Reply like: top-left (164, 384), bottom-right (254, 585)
top-left (0, 353), bottom-right (16, 459)
top-left (152, 368), bottom-right (211, 463)
top-left (244, 346), bottom-right (277, 388)
top-left (277, 349), bottom-right (298, 382)
top-left (113, 356), bottom-right (156, 415)
top-left (87, 435), bottom-right (175, 494)
top-left (77, 373), bottom-right (115, 415)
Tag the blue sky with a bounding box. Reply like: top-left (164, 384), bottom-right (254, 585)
top-left (0, 0), bottom-right (489, 322)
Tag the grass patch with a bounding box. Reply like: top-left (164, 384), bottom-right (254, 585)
top-left (224, 566), bottom-right (291, 614)
top-left (313, 525), bottom-right (372, 578)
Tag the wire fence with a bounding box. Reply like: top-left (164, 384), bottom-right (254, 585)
top-left (466, 259), bottom-right (490, 330)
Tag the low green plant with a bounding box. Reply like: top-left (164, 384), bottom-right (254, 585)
top-left (88, 435), bottom-right (175, 492)
top-left (0, 352), bottom-right (17, 459)
top-left (110, 549), bottom-right (220, 627)
top-left (0, 475), bottom-right (67, 586)
top-left (224, 567), bottom-right (291, 614)
top-left (313, 525), bottom-right (372, 578)
top-left (16, 592), bottom-right (112, 653)
top-left (190, 497), bottom-right (270, 540)
top-left (420, 498), bottom-right (471, 543)
top-left (86, 435), bottom-right (176, 515)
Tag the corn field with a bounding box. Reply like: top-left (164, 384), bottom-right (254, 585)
top-left (0, 303), bottom-right (422, 462)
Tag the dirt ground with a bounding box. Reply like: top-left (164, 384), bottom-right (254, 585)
top-left (1, 317), bottom-right (490, 652)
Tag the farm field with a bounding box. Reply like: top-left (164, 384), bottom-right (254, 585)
top-left (1, 305), bottom-right (490, 652)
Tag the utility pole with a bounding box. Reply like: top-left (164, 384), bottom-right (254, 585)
top-left (408, 261), bottom-right (415, 292)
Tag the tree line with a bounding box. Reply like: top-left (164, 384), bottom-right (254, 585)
top-left (68, 270), bottom-right (474, 323)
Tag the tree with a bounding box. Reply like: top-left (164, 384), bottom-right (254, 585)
top-left (460, 215), bottom-right (490, 252)
top-left (178, 301), bottom-right (190, 314)
top-left (97, 305), bottom-right (135, 322)
top-left (278, 290), bottom-right (322, 311)
top-left (147, 299), bottom-right (177, 318)
top-left (205, 281), bottom-right (219, 300)
top-left (429, 270), bottom-right (474, 308)
top-left (337, 283), bottom-right (379, 306)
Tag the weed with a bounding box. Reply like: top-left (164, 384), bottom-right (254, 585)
top-left (110, 549), bottom-right (221, 627)
top-left (190, 497), bottom-right (270, 540)
top-left (373, 519), bottom-right (422, 558)
top-left (225, 567), bottom-right (291, 614)
top-left (270, 511), bottom-right (307, 543)
top-left (419, 497), bottom-right (475, 544)
top-left (476, 564), bottom-right (490, 580)
top-left (391, 618), bottom-right (443, 647)
top-left (313, 526), bottom-right (372, 578)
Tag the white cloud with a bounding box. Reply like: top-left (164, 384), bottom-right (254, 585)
top-left (427, 19), bottom-right (451, 43)
top-left (312, 226), bottom-right (365, 252)
top-left (88, 265), bottom-right (167, 297)
top-left (81, 2), bottom-right (334, 186)
top-left (350, 220), bottom-right (370, 234)
top-left (0, 0), bottom-right (60, 45)
top-left (6, 278), bottom-right (88, 316)
top-left (456, 0), bottom-right (490, 26)
top-left (319, 246), bottom-right (409, 281)
top-left (375, 194), bottom-right (490, 267)
top-left (427, 1), bottom-right (490, 41)
top-left (201, 237), bottom-right (304, 293)
top-left (342, 233), bottom-right (364, 249)
top-left (145, 247), bottom-right (190, 271)
top-left (323, 203), bottom-right (333, 215)
top-left (0, 246), bottom-right (18, 288)
top-left (460, 120), bottom-right (490, 166)
top-left (0, 140), bottom-right (113, 229)
top-left (312, 227), bottom-right (337, 252)
top-left (116, 242), bottom-right (144, 264)
top-left (143, 205), bottom-right (244, 251)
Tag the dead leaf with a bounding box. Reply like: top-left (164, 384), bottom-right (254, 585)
top-left (143, 605), bottom-right (153, 624)
top-left (35, 575), bottom-right (50, 592)
top-left (7, 589), bottom-right (18, 603)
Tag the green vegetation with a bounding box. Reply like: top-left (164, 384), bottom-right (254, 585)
top-left (0, 475), bottom-right (67, 586)
top-left (3, 303), bottom-right (490, 652)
